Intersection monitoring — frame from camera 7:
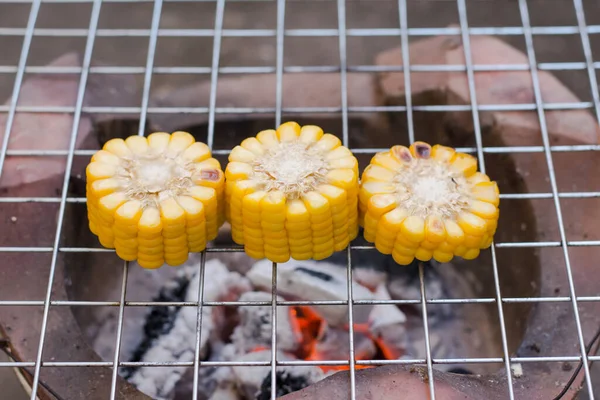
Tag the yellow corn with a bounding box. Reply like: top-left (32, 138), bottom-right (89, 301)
top-left (359, 141), bottom-right (500, 265)
top-left (86, 132), bottom-right (225, 269)
top-left (224, 121), bottom-right (359, 262)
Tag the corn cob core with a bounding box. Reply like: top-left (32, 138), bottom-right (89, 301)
top-left (359, 141), bottom-right (500, 265)
top-left (86, 131), bottom-right (225, 269)
top-left (225, 121), bottom-right (360, 263)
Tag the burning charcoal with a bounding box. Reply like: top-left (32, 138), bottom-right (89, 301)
top-left (247, 259), bottom-right (375, 327)
top-left (308, 328), bottom-right (376, 372)
top-left (126, 260), bottom-right (251, 400)
top-left (256, 371), bottom-right (313, 400)
top-left (231, 350), bottom-right (324, 400)
top-left (230, 291), bottom-right (299, 355)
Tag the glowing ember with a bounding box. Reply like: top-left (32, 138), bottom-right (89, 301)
top-left (287, 305), bottom-right (401, 372)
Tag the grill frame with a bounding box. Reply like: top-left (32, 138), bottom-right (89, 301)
top-left (0, 0), bottom-right (599, 399)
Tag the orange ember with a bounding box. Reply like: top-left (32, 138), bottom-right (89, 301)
top-left (287, 306), bottom-right (399, 373)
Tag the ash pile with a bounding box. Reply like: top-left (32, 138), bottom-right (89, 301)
top-left (91, 254), bottom-right (486, 400)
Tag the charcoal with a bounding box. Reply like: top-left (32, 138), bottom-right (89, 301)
top-left (256, 371), bottom-right (312, 400)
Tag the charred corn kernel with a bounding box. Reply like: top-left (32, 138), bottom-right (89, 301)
top-left (86, 132), bottom-right (225, 268)
top-left (359, 141), bottom-right (500, 265)
top-left (225, 122), bottom-right (359, 262)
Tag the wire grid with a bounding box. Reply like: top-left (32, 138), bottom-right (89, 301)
top-left (0, 0), bottom-right (598, 399)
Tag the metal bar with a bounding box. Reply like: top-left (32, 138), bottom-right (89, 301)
top-left (2, 295), bottom-right (600, 308)
top-left (3, 354), bottom-right (599, 369)
top-left (419, 263), bottom-right (436, 399)
top-left (205, 0), bottom-right (225, 150)
top-left (335, 1), bottom-right (357, 399)
top-left (572, 0), bottom-right (600, 130)
top-left (518, 0), bottom-right (595, 397)
top-left (0, 0), bottom-right (41, 181)
top-left (3, 238), bottom-right (600, 253)
top-left (4, 61), bottom-right (600, 75)
top-left (3, 144), bottom-right (600, 158)
top-left (265, 1), bottom-right (286, 398)
top-left (108, 0), bottom-right (163, 397)
top-left (456, 1), bottom-right (515, 397)
top-left (109, 263), bottom-right (129, 399)
top-left (191, 252), bottom-right (207, 400)
top-left (1, 101), bottom-right (599, 114)
top-left (2, 24), bottom-right (600, 38)
top-left (27, 0), bottom-right (103, 398)
top-left (398, 0), bottom-right (414, 144)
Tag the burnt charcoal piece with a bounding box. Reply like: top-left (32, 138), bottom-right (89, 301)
top-left (295, 266), bottom-right (334, 282)
top-left (121, 274), bottom-right (191, 379)
top-left (256, 371), bottom-right (311, 400)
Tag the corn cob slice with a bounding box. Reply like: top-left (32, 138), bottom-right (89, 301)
top-left (359, 141), bottom-right (499, 265)
top-left (86, 132), bottom-right (225, 269)
top-left (225, 121), bottom-right (359, 263)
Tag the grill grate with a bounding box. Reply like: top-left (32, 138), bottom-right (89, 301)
top-left (0, 1), bottom-right (599, 400)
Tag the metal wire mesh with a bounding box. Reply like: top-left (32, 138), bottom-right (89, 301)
top-left (0, 0), bottom-right (599, 400)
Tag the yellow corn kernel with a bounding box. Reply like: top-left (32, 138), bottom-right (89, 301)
top-left (457, 212), bottom-right (487, 236)
top-left (312, 133), bottom-right (341, 153)
top-left (430, 144), bottom-right (456, 162)
top-left (103, 138), bottom-right (133, 159)
top-left (450, 153), bottom-right (478, 177)
top-left (181, 142), bottom-right (211, 162)
top-left (433, 250), bottom-right (453, 263)
top-left (425, 215), bottom-right (446, 243)
top-left (361, 165), bottom-right (395, 182)
top-left (473, 182), bottom-right (500, 206)
top-left (443, 219), bottom-right (465, 245)
top-left (371, 151), bottom-right (403, 171)
top-left (400, 216), bottom-right (426, 243)
top-left (462, 248), bottom-right (480, 260)
top-left (359, 141), bottom-right (499, 265)
top-left (277, 121), bottom-right (301, 142)
top-left (256, 129), bottom-right (279, 149)
top-left (229, 146), bottom-right (257, 163)
top-left (415, 247), bottom-right (433, 262)
top-left (147, 132), bottom-right (171, 152)
top-left (468, 172), bottom-right (490, 185)
top-left (325, 146), bottom-right (352, 160)
top-left (86, 132), bottom-right (224, 268)
top-left (225, 162), bottom-right (254, 181)
top-left (392, 249), bottom-right (414, 265)
top-left (241, 137), bottom-right (266, 156)
top-left (299, 125), bottom-right (324, 144)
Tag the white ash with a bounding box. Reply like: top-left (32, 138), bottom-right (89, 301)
top-left (247, 259), bottom-right (375, 327)
top-left (387, 261), bottom-right (454, 325)
top-left (230, 291), bottom-right (299, 355)
top-left (352, 268), bottom-right (388, 292)
top-left (208, 383), bottom-right (239, 400)
top-left (368, 283), bottom-right (407, 333)
top-left (127, 259), bottom-right (251, 400)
